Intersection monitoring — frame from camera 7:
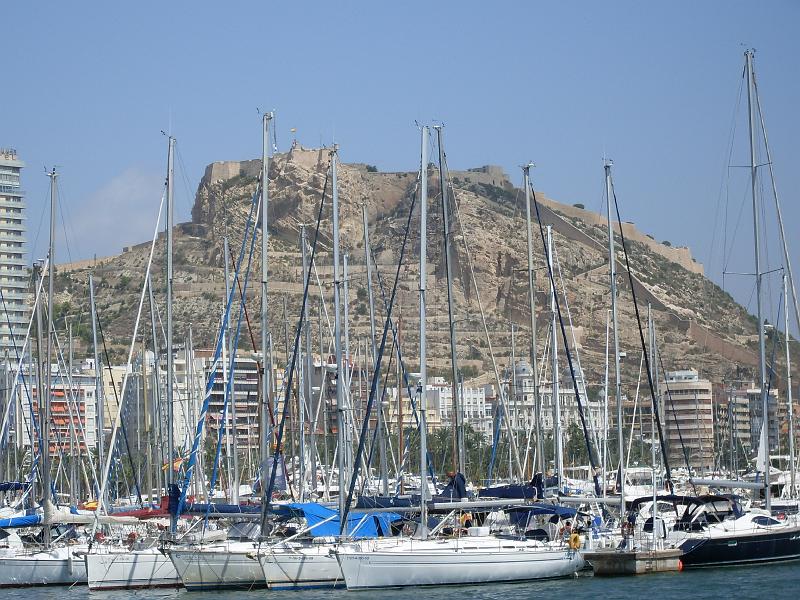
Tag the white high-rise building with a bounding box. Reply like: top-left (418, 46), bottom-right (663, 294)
top-left (0, 148), bottom-right (29, 355)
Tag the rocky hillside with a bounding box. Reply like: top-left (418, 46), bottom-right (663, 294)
top-left (55, 144), bottom-right (794, 395)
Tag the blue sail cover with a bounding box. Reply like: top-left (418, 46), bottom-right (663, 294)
top-left (0, 481), bottom-right (28, 492)
top-left (506, 504), bottom-right (577, 528)
top-left (0, 514), bottom-right (42, 528)
top-left (276, 503), bottom-right (401, 539)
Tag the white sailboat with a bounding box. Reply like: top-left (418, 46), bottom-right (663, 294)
top-left (0, 542), bottom-right (88, 587)
top-left (336, 534), bottom-right (582, 590)
top-left (167, 540), bottom-right (266, 591)
top-left (258, 539), bottom-right (342, 589)
top-left (85, 545), bottom-right (179, 590)
top-left (0, 169), bottom-right (94, 588)
top-left (336, 126), bottom-right (586, 590)
top-left (82, 133), bottom-right (182, 591)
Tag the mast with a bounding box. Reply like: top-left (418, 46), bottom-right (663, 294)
top-left (435, 126), bottom-right (464, 474)
top-left (142, 336), bottom-right (154, 503)
top-left (34, 262), bottom-right (49, 543)
top-left (785, 274), bottom-right (795, 498)
top-left (510, 322), bottom-right (517, 461)
top-left (165, 135), bottom-right (176, 531)
top-left (602, 309), bottom-right (610, 500)
top-left (301, 225), bottom-right (311, 500)
top-left (523, 164), bottom-right (543, 476)
top-left (605, 161), bottom-right (625, 505)
top-left (68, 321), bottom-right (76, 506)
top-left (746, 49), bottom-right (771, 511)
top-left (223, 236), bottom-right (236, 502)
top-left (649, 304), bottom-right (659, 546)
top-left (89, 274), bottom-right (103, 497)
top-left (319, 298), bottom-right (329, 499)
top-left (332, 146), bottom-right (348, 518)
top-left (43, 167), bottom-right (57, 546)
top-left (418, 125), bottom-right (429, 538)
top-left (227, 237), bottom-right (240, 503)
top-left (147, 275), bottom-right (165, 497)
top-left (547, 226), bottom-right (563, 484)
top-left (259, 112), bottom-right (272, 532)
top-left (343, 254), bottom-right (353, 484)
top-left (362, 204), bottom-right (387, 495)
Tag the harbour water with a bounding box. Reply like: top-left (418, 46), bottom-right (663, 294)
top-left (4, 563), bottom-right (798, 600)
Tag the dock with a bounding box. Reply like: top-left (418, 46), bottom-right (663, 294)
top-left (583, 548), bottom-right (683, 576)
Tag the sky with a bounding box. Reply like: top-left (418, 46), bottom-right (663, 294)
top-left (3, 0), bottom-right (799, 331)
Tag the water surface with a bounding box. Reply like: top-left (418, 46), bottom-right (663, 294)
top-left (5, 563), bottom-right (797, 600)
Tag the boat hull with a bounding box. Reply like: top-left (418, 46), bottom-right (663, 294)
top-left (169, 547), bottom-right (265, 590)
top-left (260, 545), bottom-right (343, 589)
top-left (86, 549), bottom-right (181, 590)
top-left (0, 550), bottom-right (87, 587)
top-left (679, 526), bottom-right (800, 568)
top-left (336, 540), bottom-right (584, 589)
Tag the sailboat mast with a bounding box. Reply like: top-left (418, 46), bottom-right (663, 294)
top-left (260, 112), bottom-right (272, 529)
top-left (523, 164), bottom-right (543, 476)
top-left (301, 225), bottom-right (316, 497)
top-left (41, 167), bottom-right (57, 547)
top-left (89, 274), bottom-right (104, 495)
top-left (343, 254), bottom-right (353, 484)
top-left (746, 49), bottom-right (771, 511)
top-left (547, 226), bottom-right (563, 483)
top-left (785, 274), bottom-right (795, 498)
top-left (34, 263), bottom-right (46, 535)
top-left (435, 126), bottom-right (464, 474)
top-left (166, 136), bottom-right (176, 531)
top-left (298, 226), bottom-right (309, 501)
top-left (605, 161), bottom-right (625, 506)
top-left (419, 125), bottom-right (429, 538)
top-left (332, 147), bottom-right (348, 518)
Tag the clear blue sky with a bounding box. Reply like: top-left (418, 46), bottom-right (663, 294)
top-left (4, 0), bottom-right (799, 330)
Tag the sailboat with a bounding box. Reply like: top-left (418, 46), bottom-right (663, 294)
top-left (0, 169), bottom-right (92, 587)
top-left (335, 126), bottom-right (586, 590)
top-left (83, 136), bottom-right (182, 591)
top-left (653, 49), bottom-right (800, 568)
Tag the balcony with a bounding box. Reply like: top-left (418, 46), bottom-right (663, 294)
top-left (0, 256), bottom-right (28, 266)
top-left (0, 198), bottom-right (25, 209)
top-left (0, 186), bottom-right (24, 197)
top-left (0, 233), bottom-right (24, 244)
top-left (0, 222), bottom-right (26, 233)
top-left (0, 279), bottom-right (28, 290)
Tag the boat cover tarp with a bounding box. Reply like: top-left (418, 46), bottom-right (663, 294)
top-left (167, 484), bottom-right (261, 516)
top-left (478, 484), bottom-right (539, 500)
top-left (0, 514), bottom-right (42, 528)
top-left (505, 503), bottom-right (576, 528)
top-left (356, 495), bottom-right (415, 509)
top-left (274, 502), bottom-right (401, 538)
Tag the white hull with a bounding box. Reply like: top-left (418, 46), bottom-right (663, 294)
top-left (86, 548), bottom-right (180, 590)
top-left (168, 544), bottom-right (265, 590)
top-left (0, 547), bottom-right (88, 587)
top-left (259, 543), bottom-right (343, 589)
top-left (336, 537), bottom-right (584, 589)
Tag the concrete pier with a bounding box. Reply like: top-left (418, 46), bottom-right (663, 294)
top-left (584, 548), bottom-right (683, 576)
